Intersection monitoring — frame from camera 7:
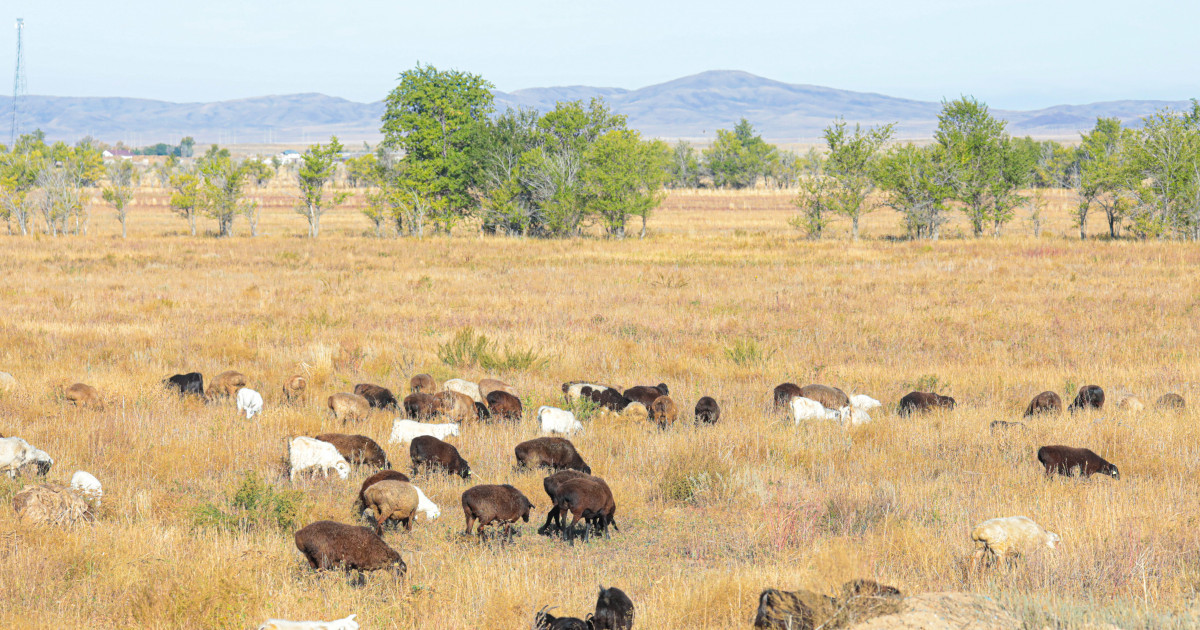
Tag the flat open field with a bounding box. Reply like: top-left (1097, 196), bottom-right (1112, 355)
top-left (1, 188), bottom-right (1199, 628)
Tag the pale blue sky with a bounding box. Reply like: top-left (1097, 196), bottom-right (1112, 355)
top-left (4, 0), bottom-right (1196, 109)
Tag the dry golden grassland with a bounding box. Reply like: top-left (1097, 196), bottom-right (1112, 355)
top-left (1, 185), bottom-right (1199, 629)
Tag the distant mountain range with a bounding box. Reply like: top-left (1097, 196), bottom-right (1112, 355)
top-left (2, 70), bottom-right (1192, 146)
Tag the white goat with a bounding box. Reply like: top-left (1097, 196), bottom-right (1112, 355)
top-left (413, 485), bottom-right (441, 520)
top-left (288, 437), bottom-right (351, 480)
top-left (70, 470), bottom-right (103, 506)
top-left (388, 419), bottom-right (460, 444)
top-left (236, 387), bottom-right (264, 419)
top-left (790, 396), bottom-right (840, 423)
top-left (0, 436), bottom-right (54, 477)
top-left (257, 614), bottom-right (359, 630)
top-left (538, 406), bottom-right (583, 435)
top-left (849, 394), bottom-right (882, 411)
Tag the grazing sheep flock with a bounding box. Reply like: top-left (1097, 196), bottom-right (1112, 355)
top-left (6, 361), bottom-right (1190, 628)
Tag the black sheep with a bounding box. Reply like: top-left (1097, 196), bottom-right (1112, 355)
top-left (1037, 445), bottom-right (1120, 479)
top-left (410, 435), bottom-right (471, 479)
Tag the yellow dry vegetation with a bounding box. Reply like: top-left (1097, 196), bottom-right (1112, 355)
top-left (0, 187), bottom-right (1198, 628)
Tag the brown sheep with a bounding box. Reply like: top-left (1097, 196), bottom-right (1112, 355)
top-left (207, 370), bottom-right (247, 400)
top-left (410, 373), bottom-right (436, 394)
top-left (538, 470), bottom-right (592, 535)
top-left (591, 388), bottom-right (633, 411)
top-left (1068, 385), bottom-right (1105, 412)
top-left (553, 477), bottom-right (617, 544)
top-left (403, 392), bottom-right (439, 419)
top-left (353, 383), bottom-right (399, 410)
top-left (409, 435), bottom-right (471, 479)
top-left (515, 437), bottom-right (591, 474)
top-left (622, 383), bottom-right (669, 407)
top-left (461, 484), bottom-right (534, 541)
top-left (694, 396), bottom-right (721, 424)
top-left (434, 390), bottom-right (477, 423)
top-left (314, 433), bottom-right (390, 469)
top-left (799, 384), bottom-right (850, 410)
top-left (356, 469), bottom-right (410, 510)
top-left (63, 383), bottom-right (103, 409)
top-left (1023, 391), bottom-right (1062, 417)
top-left (897, 391), bottom-right (956, 416)
top-left (649, 395), bottom-right (679, 429)
top-left (486, 390), bottom-right (523, 422)
top-left (1156, 393), bottom-right (1186, 411)
top-left (362, 479), bottom-right (419, 534)
top-left (478, 378), bottom-right (517, 400)
top-left (592, 585), bottom-right (635, 630)
top-left (1037, 445), bottom-right (1120, 479)
top-left (772, 383), bottom-right (804, 410)
top-left (293, 520), bottom-right (406, 581)
top-left (282, 375), bottom-right (307, 403)
top-left (327, 392), bottom-right (371, 423)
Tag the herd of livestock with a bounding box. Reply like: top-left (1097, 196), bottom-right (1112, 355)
top-left (0, 366), bottom-right (1189, 629)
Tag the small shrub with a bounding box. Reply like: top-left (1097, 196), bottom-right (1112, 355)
top-left (724, 338), bottom-right (774, 366)
top-left (438, 327), bottom-right (548, 372)
top-left (659, 447), bottom-right (731, 505)
top-left (192, 472), bottom-right (307, 532)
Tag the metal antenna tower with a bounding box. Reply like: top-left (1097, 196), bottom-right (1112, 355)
top-left (10, 18), bottom-right (25, 146)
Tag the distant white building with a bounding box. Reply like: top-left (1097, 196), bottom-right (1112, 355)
top-left (275, 149), bottom-right (303, 165)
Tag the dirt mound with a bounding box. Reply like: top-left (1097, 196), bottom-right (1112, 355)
top-left (13, 483), bottom-right (93, 527)
top-left (847, 592), bottom-right (1020, 630)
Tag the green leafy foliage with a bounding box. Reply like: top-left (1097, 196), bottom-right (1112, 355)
top-left (192, 472), bottom-right (308, 532)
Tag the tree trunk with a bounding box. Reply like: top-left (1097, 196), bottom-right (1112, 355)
top-left (188, 212), bottom-right (196, 236)
top-left (640, 214), bottom-right (647, 239)
top-left (311, 212), bottom-right (320, 238)
top-left (120, 215), bottom-right (127, 238)
top-left (851, 215), bottom-right (860, 241)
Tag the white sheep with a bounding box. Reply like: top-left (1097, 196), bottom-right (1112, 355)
top-left (288, 437), bottom-right (351, 480)
top-left (790, 396), bottom-right (840, 423)
top-left (564, 382), bottom-right (613, 403)
top-left (413, 485), bottom-right (441, 520)
top-left (237, 387), bottom-right (264, 419)
top-left (849, 394), bottom-right (882, 411)
top-left (257, 614), bottom-right (359, 630)
top-left (538, 405), bottom-right (583, 435)
top-left (388, 419), bottom-right (461, 444)
top-left (70, 470), bottom-right (103, 507)
top-left (0, 436), bottom-right (54, 477)
top-left (970, 516), bottom-right (1059, 569)
top-left (0, 371), bottom-right (16, 391)
top-left (835, 405), bottom-right (873, 426)
top-left (443, 378), bottom-right (483, 404)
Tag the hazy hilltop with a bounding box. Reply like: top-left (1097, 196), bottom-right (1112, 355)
top-left (3, 70), bottom-right (1191, 145)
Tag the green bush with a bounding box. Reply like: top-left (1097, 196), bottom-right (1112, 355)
top-left (192, 472), bottom-right (307, 532)
top-left (437, 327), bottom-right (548, 372)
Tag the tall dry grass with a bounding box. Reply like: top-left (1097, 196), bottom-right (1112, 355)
top-left (0, 186), bottom-right (1198, 628)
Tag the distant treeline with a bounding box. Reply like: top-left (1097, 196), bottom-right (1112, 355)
top-left (2, 63), bottom-right (1199, 241)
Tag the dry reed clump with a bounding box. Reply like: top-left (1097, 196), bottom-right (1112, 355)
top-left (13, 483), bottom-right (93, 527)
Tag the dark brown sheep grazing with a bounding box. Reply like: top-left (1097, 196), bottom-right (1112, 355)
top-left (434, 390), bottom-right (478, 423)
top-left (1068, 385), bottom-right (1105, 412)
top-left (649, 395), bottom-right (679, 429)
top-left (538, 470), bottom-right (592, 535)
top-left (486, 390), bottom-right (523, 422)
top-left (799, 384), bottom-right (850, 410)
top-left (409, 435), bottom-right (471, 479)
top-left (461, 484), bottom-right (534, 541)
top-left (773, 383), bottom-right (804, 410)
top-left (315, 433), bottom-right (390, 469)
top-left (282, 375), bottom-right (307, 403)
top-left (534, 609), bottom-right (590, 630)
top-left (897, 391), bottom-right (956, 416)
top-left (356, 469), bottom-right (411, 510)
top-left (694, 396), bottom-right (720, 424)
top-left (1156, 393), bottom-right (1186, 411)
top-left (164, 372), bottom-right (204, 397)
top-left (622, 383), bottom-right (669, 407)
top-left (1024, 391), bottom-right (1062, 417)
top-left (293, 520), bottom-right (406, 580)
top-left (591, 388), bottom-right (632, 411)
top-left (553, 477), bottom-right (617, 544)
top-left (403, 392), bottom-right (439, 419)
top-left (592, 585), bottom-right (635, 630)
top-left (353, 383), bottom-right (399, 410)
top-left (410, 373), bottom-right (436, 394)
top-left (515, 437), bottom-right (591, 474)
top-left (1037, 445), bottom-right (1120, 479)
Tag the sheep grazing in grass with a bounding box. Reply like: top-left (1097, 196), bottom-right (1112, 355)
top-left (207, 370), bottom-right (247, 400)
top-left (0, 371), bottom-right (16, 391)
top-left (897, 391), bottom-right (956, 416)
top-left (409, 435), bottom-right (471, 479)
top-left (772, 383), bottom-right (804, 410)
top-left (1156, 393), bottom-right (1186, 411)
top-left (970, 516), bottom-right (1059, 570)
top-left (64, 383), bottom-right (103, 409)
top-left (461, 484), bottom-right (534, 542)
top-left (293, 521), bottom-right (405, 582)
top-left (1068, 385), bottom-right (1105, 412)
top-left (361, 479), bottom-right (420, 534)
top-left (694, 396), bottom-right (721, 424)
top-left (388, 419), bottom-right (460, 445)
top-left (590, 388), bottom-right (633, 412)
top-left (538, 406), bottom-right (583, 436)
top-left (353, 383), bottom-right (399, 410)
top-left (622, 383), bottom-right (669, 407)
top-left (478, 378), bottom-right (517, 400)
top-left (0, 437), bottom-right (54, 478)
top-left (848, 394), bottom-right (882, 411)
top-left (413, 485), bottom-right (441, 521)
top-left (409, 373), bottom-right (436, 394)
top-left (327, 393), bottom-right (371, 423)
top-left (486, 390), bottom-right (523, 422)
top-left (515, 437), bottom-right (591, 474)
top-left (256, 614), bottom-right (359, 630)
top-left (288, 437), bottom-right (351, 480)
top-left (649, 395), bottom-right (679, 429)
top-left (165, 372), bottom-right (204, 397)
top-left (282, 375), bottom-right (308, 404)
top-left (538, 470), bottom-right (593, 536)
top-left (70, 470), bottom-right (102, 507)
top-left (1117, 396), bottom-right (1145, 412)
top-left (1037, 445), bottom-right (1120, 480)
top-left (534, 608), bottom-right (590, 630)
top-left (315, 433), bottom-right (389, 469)
top-left (435, 390), bottom-right (478, 423)
top-left (1024, 391), bottom-right (1062, 417)
top-left (13, 483), bottom-right (93, 526)
top-left (443, 378), bottom-right (483, 404)
top-left (563, 381), bottom-right (619, 404)
top-left (236, 387), bottom-right (264, 419)
top-left (552, 477), bottom-right (617, 544)
top-left (591, 585), bottom-right (635, 630)
top-left (356, 470), bottom-right (410, 510)
top-left (791, 396), bottom-right (841, 423)
top-left (798, 384), bottom-right (850, 410)
top-left (403, 392), bottom-right (439, 419)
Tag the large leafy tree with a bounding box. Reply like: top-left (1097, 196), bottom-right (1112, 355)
top-left (381, 64), bottom-right (494, 233)
top-left (704, 118), bottom-right (778, 189)
top-left (819, 119), bottom-right (894, 240)
top-left (1128, 109), bottom-right (1200, 239)
top-left (295, 136), bottom-right (348, 237)
top-left (0, 131), bottom-right (49, 234)
top-left (1077, 118), bottom-right (1135, 238)
top-left (197, 145), bottom-right (250, 237)
top-left (101, 159), bottom-right (138, 238)
top-left (875, 144), bottom-right (953, 240)
top-left (935, 97), bottom-right (1019, 236)
top-left (581, 130), bottom-right (669, 238)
